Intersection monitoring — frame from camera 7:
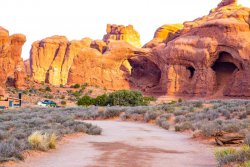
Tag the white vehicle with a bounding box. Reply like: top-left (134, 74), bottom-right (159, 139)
top-left (37, 101), bottom-right (47, 107)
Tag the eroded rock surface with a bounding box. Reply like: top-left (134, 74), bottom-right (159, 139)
top-left (144, 24), bottom-right (183, 48)
top-left (30, 36), bottom-right (92, 85)
top-left (0, 27), bottom-right (26, 88)
top-left (68, 41), bottom-right (150, 89)
top-left (103, 24), bottom-right (141, 48)
top-left (148, 0), bottom-right (250, 97)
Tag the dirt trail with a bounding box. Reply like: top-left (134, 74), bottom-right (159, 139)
top-left (13, 121), bottom-right (216, 167)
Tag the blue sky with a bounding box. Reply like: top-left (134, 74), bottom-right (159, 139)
top-left (0, 0), bottom-right (249, 59)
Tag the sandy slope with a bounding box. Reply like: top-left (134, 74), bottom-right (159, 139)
top-left (13, 121), bottom-right (216, 167)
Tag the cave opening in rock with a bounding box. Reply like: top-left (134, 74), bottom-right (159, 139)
top-left (187, 66), bottom-right (195, 79)
top-left (212, 51), bottom-right (239, 93)
top-left (120, 57), bottom-right (161, 91)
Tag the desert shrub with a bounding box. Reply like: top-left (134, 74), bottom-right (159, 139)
top-left (44, 94), bottom-right (53, 99)
top-left (72, 91), bottom-right (82, 98)
top-left (71, 84), bottom-right (80, 89)
top-left (178, 98), bottom-right (183, 103)
top-left (240, 112), bottom-right (248, 119)
top-left (193, 101), bottom-right (203, 108)
top-left (246, 105), bottom-right (250, 115)
top-left (245, 133), bottom-right (250, 146)
top-left (143, 96), bottom-right (156, 103)
top-left (94, 94), bottom-right (109, 106)
top-left (61, 101), bottom-right (66, 106)
top-left (74, 124), bottom-right (88, 133)
top-left (156, 117), bottom-right (170, 130)
top-left (144, 111), bottom-right (158, 122)
top-left (174, 110), bottom-right (188, 116)
top-left (160, 105), bottom-right (175, 113)
top-left (175, 115), bottom-right (186, 123)
top-left (0, 140), bottom-right (24, 161)
top-left (214, 148), bottom-right (237, 166)
top-left (45, 86), bottom-right (52, 92)
top-left (86, 125), bottom-right (102, 135)
top-left (175, 122), bottom-right (193, 132)
top-left (214, 146), bottom-right (250, 166)
top-left (103, 108), bottom-right (123, 118)
top-left (200, 121), bottom-right (221, 137)
top-left (108, 90), bottom-right (145, 106)
top-left (60, 95), bottom-right (65, 99)
top-left (77, 95), bottom-right (94, 106)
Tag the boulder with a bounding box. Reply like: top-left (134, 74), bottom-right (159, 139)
top-left (103, 24), bottom-right (141, 48)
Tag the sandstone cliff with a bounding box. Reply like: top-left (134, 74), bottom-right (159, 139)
top-left (68, 41), bottom-right (150, 89)
top-left (30, 24), bottom-right (142, 86)
top-left (0, 27), bottom-right (26, 88)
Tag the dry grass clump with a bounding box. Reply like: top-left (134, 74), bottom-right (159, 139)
top-left (28, 131), bottom-right (57, 151)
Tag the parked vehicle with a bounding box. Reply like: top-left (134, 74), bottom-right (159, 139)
top-left (37, 100), bottom-right (57, 107)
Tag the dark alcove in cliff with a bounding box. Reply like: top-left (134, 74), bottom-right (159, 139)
top-left (121, 57), bottom-right (161, 91)
top-left (212, 51), bottom-right (239, 94)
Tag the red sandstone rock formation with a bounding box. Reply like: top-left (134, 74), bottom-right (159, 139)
top-left (68, 41), bottom-right (150, 89)
top-left (14, 62), bottom-right (26, 89)
top-left (24, 59), bottom-right (31, 76)
top-left (147, 0), bottom-right (250, 97)
top-left (30, 36), bottom-right (92, 86)
top-left (103, 24), bottom-right (141, 48)
top-left (0, 27), bottom-right (26, 88)
top-left (30, 24), bottom-right (142, 87)
top-left (29, 1), bottom-right (250, 98)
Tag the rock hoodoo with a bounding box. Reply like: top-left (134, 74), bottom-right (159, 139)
top-left (103, 24), bottom-right (141, 48)
top-left (0, 27), bottom-right (26, 88)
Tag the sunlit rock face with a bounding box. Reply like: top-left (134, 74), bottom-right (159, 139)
top-left (148, 0), bottom-right (250, 97)
top-left (30, 36), bottom-right (92, 85)
top-left (68, 40), bottom-right (150, 90)
top-left (103, 24), bottom-right (142, 48)
top-left (144, 24), bottom-right (184, 48)
top-left (0, 27), bottom-right (26, 88)
top-left (30, 24), bottom-right (143, 87)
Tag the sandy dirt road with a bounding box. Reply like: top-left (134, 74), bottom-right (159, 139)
top-left (13, 120), bottom-right (216, 167)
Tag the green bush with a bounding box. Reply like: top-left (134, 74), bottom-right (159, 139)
top-left (45, 86), bottom-right (52, 92)
top-left (71, 84), bottom-right (80, 89)
top-left (94, 94), bottom-right (109, 106)
top-left (108, 90), bottom-right (145, 106)
top-left (77, 95), bottom-right (94, 106)
top-left (77, 90), bottom-right (154, 106)
top-left (61, 101), bottom-right (66, 106)
top-left (72, 91), bottom-right (82, 98)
